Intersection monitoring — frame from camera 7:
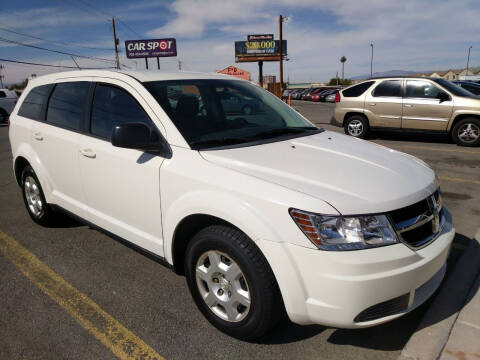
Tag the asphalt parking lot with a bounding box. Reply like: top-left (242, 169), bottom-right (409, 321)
top-left (0, 102), bottom-right (479, 360)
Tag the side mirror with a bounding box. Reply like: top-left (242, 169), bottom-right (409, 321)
top-left (437, 91), bottom-right (450, 103)
top-left (111, 122), bottom-right (168, 153)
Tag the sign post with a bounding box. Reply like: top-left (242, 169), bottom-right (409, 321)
top-left (125, 38), bottom-right (177, 70)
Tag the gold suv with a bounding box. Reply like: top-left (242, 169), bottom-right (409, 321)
top-left (332, 77), bottom-right (480, 146)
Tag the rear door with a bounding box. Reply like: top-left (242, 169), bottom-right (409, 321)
top-left (364, 80), bottom-right (403, 128)
top-left (402, 80), bottom-right (452, 131)
top-left (29, 80), bottom-right (90, 217)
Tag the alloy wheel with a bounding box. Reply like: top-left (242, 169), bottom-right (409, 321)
top-left (24, 176), bottom-right (43, 217)
top-left (348, 119), bottom-right (363, 136)
top-left (457, 122), bottom-right (479, 143)
top-left (195, 250), bottom-right (251, 322)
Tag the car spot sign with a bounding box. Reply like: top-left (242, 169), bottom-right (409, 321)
top-left (125, 39), bottom-right (177, 59)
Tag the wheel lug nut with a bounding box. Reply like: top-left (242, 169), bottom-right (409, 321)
top-left (213, 278), bottom-right (219, 283)
top-left (218, 289), bottom-right (224, 296)
top-left (228, 291), bottom-right (231, 297)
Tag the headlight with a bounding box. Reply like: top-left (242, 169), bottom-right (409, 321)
top-left (289, 209), bottom-right (398, 251)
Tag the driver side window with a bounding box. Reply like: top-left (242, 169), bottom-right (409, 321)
top-left (406, 80), bottom-right (441, 99)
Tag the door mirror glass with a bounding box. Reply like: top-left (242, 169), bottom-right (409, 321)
top-left (111, 122), bottom-right (168, 154)
top-left (437, 91), bottom-right (450, 103)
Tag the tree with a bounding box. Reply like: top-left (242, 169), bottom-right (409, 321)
top-left (328, 78), bottom-right (352, 86)
top-left (8, 78), bottom-right (29, 91)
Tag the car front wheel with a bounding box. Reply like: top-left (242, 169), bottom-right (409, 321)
top-left (185, 225), bottom-right (283, 340)
top-left (452, 118), bottom-right (480, 147)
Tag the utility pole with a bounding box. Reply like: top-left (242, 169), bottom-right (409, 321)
top-left (157, 57), bottom-right (160, 70)
top-left (258, 61), bottom-right (264, 87)
top-left (370, 43), bottom-right (374, 78)
top-left (466, 45), bottom-right (472, 77)
top-left (279, 15), bottom-right (284, 93)
top-left (112, 17), bottom-right (120, 69)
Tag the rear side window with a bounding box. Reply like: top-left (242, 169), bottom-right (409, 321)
top-left (17, 84), bottom-right (53, 120)
top-left (0, 91), bottom-right (5, 98)
top-left (90, 84), bottom-right (152, 139)
top-left (373, 80), bottom-right (402, 97)
top-left (46, 82), bottom-right (90, 130)
top-left (342, 81), bottom-right (375, 97)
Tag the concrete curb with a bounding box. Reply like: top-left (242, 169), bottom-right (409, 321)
top-left (399, 229), bottom-right (480, 360)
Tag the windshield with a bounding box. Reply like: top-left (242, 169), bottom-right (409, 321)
top-left (143, 79), bottom-right (320, 150)
top-left (432, 78), bottom-right (478, 98)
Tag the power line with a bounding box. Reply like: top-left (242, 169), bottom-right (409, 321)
top-left (0, 25), bottom-right (115, 52)
top-left (117, 18), bottom-right (142, 38)
top-left (0, 36), bottom-right (117, 64)
top-left (0, 58), bottom-right (115, 69)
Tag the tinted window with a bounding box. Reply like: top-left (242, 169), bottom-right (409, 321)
top-left (461, 84), bottom-right (480, 95)
top-left (91, 84), bottom-right (152, 139)
top-left (17, 85), bottom-right (53, 120)
top-left (373, 80), bottom-right (402, 97)
top-left (0, 91), bottom-right (5, 98)
top-left (342, 81), bottom-right (375, 97)
top-left (406, 80), bottom-right (441, 99)
top-left (46, 82), bottom-right (89, 130)
top-left (432, 78), bottom-right (476, 98)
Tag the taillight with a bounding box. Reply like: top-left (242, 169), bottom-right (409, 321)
top-left (335, 92), bottom-right (341, 103)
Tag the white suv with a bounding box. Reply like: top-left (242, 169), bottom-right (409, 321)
top-left (9, 70), bottom-right (454, 340)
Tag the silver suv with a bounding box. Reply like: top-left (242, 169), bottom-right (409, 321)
top-left (332, 77), bottom-right (480, 146)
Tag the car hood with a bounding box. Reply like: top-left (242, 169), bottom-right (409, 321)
top-left (199, 131), bottom-right (437, 214)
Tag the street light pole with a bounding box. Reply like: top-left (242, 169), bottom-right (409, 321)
top-left (370, 43), bottom-right (374, 78)
top-left (466, 45), bottom-right (472, 77)
top-left (340, 56), bottom-right (347, 82)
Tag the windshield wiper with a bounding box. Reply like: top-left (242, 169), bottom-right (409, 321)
top-left (190, 137), bottom-right (248, 149)
top-left (250, 127), bottom-right (319, 139)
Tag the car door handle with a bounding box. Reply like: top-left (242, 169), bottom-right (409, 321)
top-left (32, 132), bottom-right (43, 141)
top-left (368, 103), bottom-right (376, 106)
top-left (404, 104), bottom-right (413, 108)
top-left (80, 148), bottom-right (96, 159)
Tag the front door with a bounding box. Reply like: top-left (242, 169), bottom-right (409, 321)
top-left (402, 80), bottom-right (453, 131)
top-left (78, 82), bottom-right (165, 255)
top-left (364, 79), bottom-right (403, 128)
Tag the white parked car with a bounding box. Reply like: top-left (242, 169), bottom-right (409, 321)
top-left (0, 88), bottom-right (18, 124)
top-left (9, 70), bottom-right (454, 340)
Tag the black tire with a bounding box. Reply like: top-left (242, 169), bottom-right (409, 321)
top-left (185, 225), bottom-right (283, 340)
top-left (452, 118), bottom-right (480, 147)
top-left (0, 108), bottom-right (8, 124)
top-left (242, 105), bottom-right (253, 115)
top-left (344, 115), bottom-right (370, 139)
top-left (20, 165), bottom-right (55, 226)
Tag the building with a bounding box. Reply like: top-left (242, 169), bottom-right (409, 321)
top-left (263, 75), bottom-right (276, 84)
top-left (215, 66), bottom-right (250, 81)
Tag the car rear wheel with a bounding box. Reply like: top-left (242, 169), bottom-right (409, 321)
top-left (185, 225), bottom-right (283, 340)
top-left (344, 115), bottom-right (369, 139)
top-left (452, 118), bottom-right (480, 147)
top-left (21, 165), bottom-right (55, 225)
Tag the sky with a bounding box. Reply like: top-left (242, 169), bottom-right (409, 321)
top-left (1, 0), bottom-right (479, 85)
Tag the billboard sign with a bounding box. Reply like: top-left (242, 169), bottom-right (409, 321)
top-left (247, 34), bottom-right (274, 41)
top-left (125, 38), bottom-right (177, 59)
top-left (235, 40), bottom-right (287, 62)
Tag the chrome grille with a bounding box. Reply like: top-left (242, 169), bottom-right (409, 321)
top-left (389, 190), bottom-right (444, 248)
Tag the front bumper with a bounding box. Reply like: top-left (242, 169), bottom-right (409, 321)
top-left (258, 209), bottom-right (454, 328)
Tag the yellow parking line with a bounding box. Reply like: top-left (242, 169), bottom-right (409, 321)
top-left (391, 144), bottom-right (480, 155)
top-left (0, 229), bottom-right (164, 360)
top-left (438, 176), bottom-right (480, 185)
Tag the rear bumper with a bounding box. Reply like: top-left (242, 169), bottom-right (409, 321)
top-left (258, 211), bottom-right (454, 328)
top-left (330, 116), bottom-right (342, 127)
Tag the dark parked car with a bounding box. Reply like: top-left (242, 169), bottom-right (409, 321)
top-left (452, 81), bottom-right (480, 96)
top-left (220, 91), bottom-right (261, 115)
